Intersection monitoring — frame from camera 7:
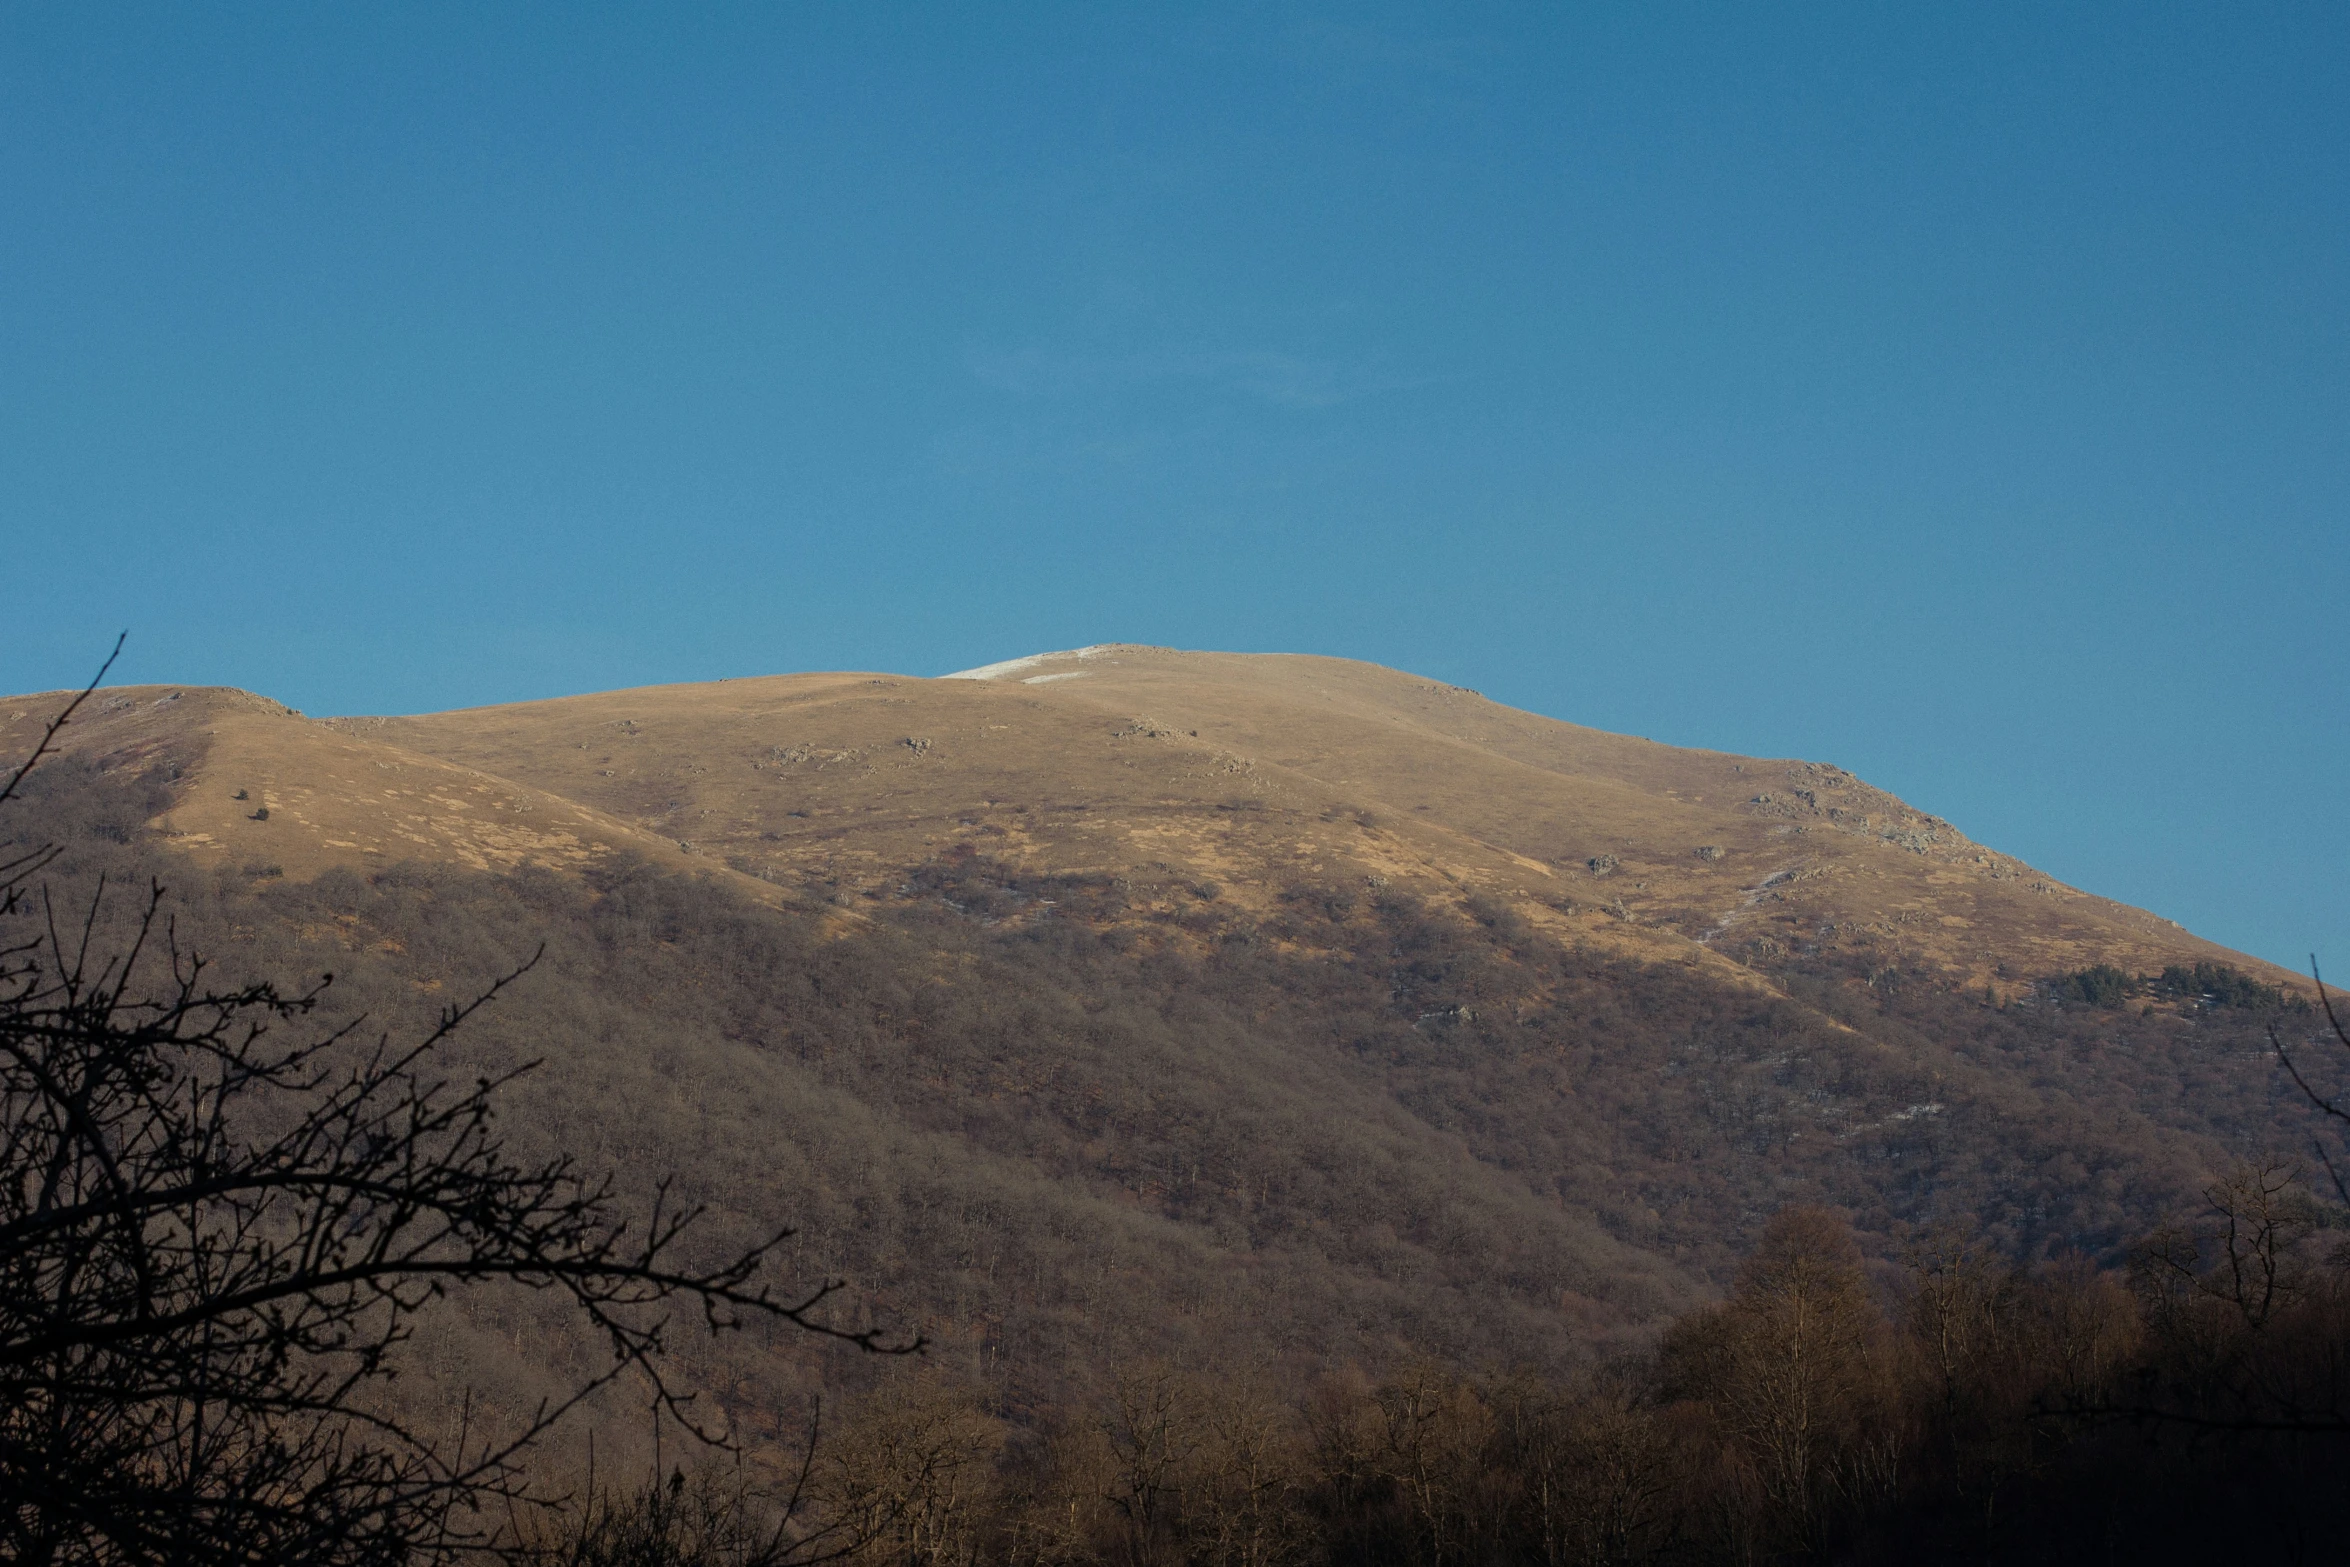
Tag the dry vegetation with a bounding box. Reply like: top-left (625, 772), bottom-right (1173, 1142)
top-left (9, 648), bottom-right (2304, 1005)
top-left (528, 1196), bottom-right (2350, 1566)
top-left (6, 702), bottom-right (2344, 1560)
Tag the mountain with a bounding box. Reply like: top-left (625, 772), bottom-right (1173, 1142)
top-left (0, 647), bottom-right (2321, 1422)
top-left (22, 645), bottom-right (2289, 995)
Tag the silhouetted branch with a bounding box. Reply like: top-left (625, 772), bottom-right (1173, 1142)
top-left (0, 693), bottom-right (917, 1564)
top-left (0, 631), bottom-right (120, 814)
top-left (2271, 959), bottom-right (2350, 1202)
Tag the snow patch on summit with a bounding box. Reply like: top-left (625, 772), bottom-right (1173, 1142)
top-left (941, 646), bottom-right (1114, 682)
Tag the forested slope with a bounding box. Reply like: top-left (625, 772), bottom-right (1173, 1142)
top-left (4, 750), bottom-right (2322, 1450)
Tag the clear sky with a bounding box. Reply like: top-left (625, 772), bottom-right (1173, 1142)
top-left (3, 4), bottom-right (2343, 975)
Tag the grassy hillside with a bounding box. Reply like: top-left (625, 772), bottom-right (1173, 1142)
top-left (7, 648), bottom-right (2301, 1006)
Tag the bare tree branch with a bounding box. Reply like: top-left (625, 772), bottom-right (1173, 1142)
top-left (0, 671), bottom-right (919, 1565)
top-left (0, 631), bottom-right (122, 813)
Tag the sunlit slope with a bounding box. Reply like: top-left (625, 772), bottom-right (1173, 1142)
top-left (3, 645), bottom-right (2288, 991)
top-left (0, 685), bottom-right (710, 884)
top-left (350, 644), bottom-right (2284, 993)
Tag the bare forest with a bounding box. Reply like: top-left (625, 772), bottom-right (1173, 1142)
top-left (6, 742), bottom-right (2348, 1562)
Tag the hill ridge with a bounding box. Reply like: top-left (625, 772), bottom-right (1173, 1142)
top-left (0, 648), bottom-right (2297, 995)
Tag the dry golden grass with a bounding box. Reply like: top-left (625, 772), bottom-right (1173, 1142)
top-left (5, 644), bottom-right (2292, 998)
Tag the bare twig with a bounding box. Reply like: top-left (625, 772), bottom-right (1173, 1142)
top-left (2272, 960), bottom-right (2350, 1202)
top-left (0, 838), bottom-right (913, 1563)
top-left (0, 631), bottom-right (124, 811)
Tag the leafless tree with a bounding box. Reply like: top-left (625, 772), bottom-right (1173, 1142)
top-left (0, 644), bottom-right (910, 1564)
top-left (1659, 1207), bottom-right (1897, 1557)
top-left (820, 1375), bottom-right (1004, 1567)
top-left (2272, 962), bottom-right (2350, 1206)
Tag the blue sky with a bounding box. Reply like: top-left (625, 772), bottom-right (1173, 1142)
top-left (3, 3), bottom-right (2344, 973)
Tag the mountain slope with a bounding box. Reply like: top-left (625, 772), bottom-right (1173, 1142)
top-left (0, 683), bottom-right (713, 882)
top-left (0, 647), bottom-right (2322, 1416)
top-left (333, 644), bottom-right (2285, 996)
top-left (9, 646), bottom-right (2278, 997)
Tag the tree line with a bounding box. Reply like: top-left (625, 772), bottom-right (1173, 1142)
top-left (2054, 960), bottom-right (2293, 1012)
top-left (555, 1168), bottom-right (2350, 1566)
